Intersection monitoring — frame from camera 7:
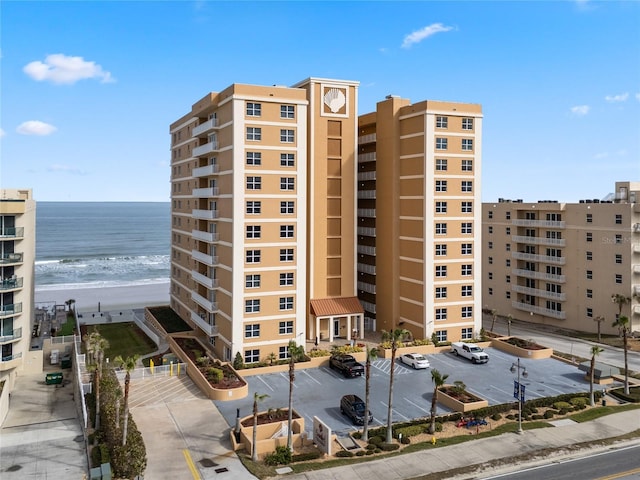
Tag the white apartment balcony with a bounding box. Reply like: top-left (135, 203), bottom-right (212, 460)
top-left (191, 291), bottom-right (218, 313)
top-left (511, 235), bottom-right (566, 247)
top-left (358, 263), bottom-right (376, 275)
top-left (192, 270), bottom-right (219, 289)
top-left (191, 250), bottom-right (219, 266)
top-left (358, 133), bottom-right (377, 145)
top-left (190, 311), bottom-right (219, 336)
top-left (357, 227), bottom-right (376, 237)
top-left (512, 301), bottom-right (566, 319)
top-left (0, 277), bottom-right (23, 292)
top-left (511, 219), bottom-right (566, 228)
top-left (0, 327), bottom-right (22, 345)
top-left (0, 352), bottom-right (22, 371)
top-left (634, 305), bottom-right (640, 315)
top-left (358, 171), bottom-right (376, 181)
top-left (193, 164), bottom-right (219, 177)
top-left (357, 245), bottom-right (376, 256)
top-left (192, 209), bottom-right (219, 220)
top-left (193, 142), bottom-right (219, 157)
top-left (633, 265), bottom-right (640, 274)
top-left (192, 118), bottom-right (219, 137)
top-left (192, 187), bottom-right (220, 198)
top-left (633, 244), bottom-right (640, 254)
top-left (0, 303), bottom-right (22, 319)
top-left (358, 152), bottom-right (377, 163)
top-left (361, 300), bottom-right (376, 314)
top-left (511, 252), bottom-right (565, 265)
top-left (357, 209), bottom-right (376, 218)
top-left (634, 223), bottom-right (640, 233)
top-left (512, 268), bottom-right (566, 283)
top-left (357, 281), bottom-right (376, 294)
top-left (191, 229), bottom-right (219, 243)
top-left (358, 190), bottom-right (376, 199)
top-left (0, 227), bottom-right (24, 238)
top-left (0, 253), bottom-right (23, 265)
top-left (511, 285), bottom-right (566, 301)
top-left (634, 285), bottom-right (640, 296)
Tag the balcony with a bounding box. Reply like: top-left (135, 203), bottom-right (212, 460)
top-left (634, 244), bottom-right (640, 254)
top-left (358, 227), bottom-right (376, 237)
top-left (193, 164), bottom-right (219, 177)
top-left (358, 171), bottom-right (376, 181)
top-left (358, 133), bottom-right (377, 145)
top-left (192, 229), bottom-right (219, 243)
top-left (191, 291), bottom-right (218, 313)
top-left (0, 327), bottom-right (22, 344)
top-left (0, 303), bottom-right (22, 318)
top-left (361, 300), bottom-right (376, 314)
top-left (511, 285), bottom-right (566, 301)
top-left (634, 305), bottom-right (640, 315)
top-left (192, 270), bottom-right (219, 289)
top-left (357, 209), bottom-right (376, 218)
top-left (511, 219), bottom-right (566, 228)
top-left (0, 277), bottom-right (23, 291)
top-left (190, 310), bottom-right (219, 336)
top-left (0, 227), bottom-right (24, 238)
top-left (358, 152), bottom-right (377, 163)
top-left (0, 253), bottom-right (23, 265)
top-left (511, 235), bottom-right (566, 247)
top-left (192, 209), bottom-right (219, 220)
top-left (634, 285), bottom-right (640, 296)
top-left (0, 352), bottom-right (22, 371)
top-left (192, 187), bottom-right (220, 197)
top-left (634, 265), bottom-right (640, 274)
top-left (192, 118), bottom-right (219, 137)
top-left (512, 268), bottom-right (566, 283)
top-left (358, 190), bottom-right (376, 199)
top-left (512, 301), bottom-right (566, 319)
top-left (192, 250), bottom-right (219, 266)
top-left (357, 245), bottom-right (376, 256)
top-left (358, 263), bottom-right (376, 275)
top-left (511, 252), bottom-right (565, 265)
top-left (357, 281), bottom-right (376, 294)
top-left (193, 142), bottom-right (219, 157)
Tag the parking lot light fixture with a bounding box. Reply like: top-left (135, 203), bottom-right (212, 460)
top-left (510, 358), bottom-right (528, 434)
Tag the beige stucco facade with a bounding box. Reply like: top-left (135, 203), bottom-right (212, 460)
top-left (482, 181), bottom-right (640, 335)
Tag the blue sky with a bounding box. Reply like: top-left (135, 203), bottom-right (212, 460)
top-left (1, 0), bottom-right (639, 202)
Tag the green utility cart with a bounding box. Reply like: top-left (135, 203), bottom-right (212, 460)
top-left (45, 372), bottom-right (63, 385)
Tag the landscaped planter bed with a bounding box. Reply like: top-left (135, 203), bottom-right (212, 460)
top-left (436, 385), bottom-right (489, 413)
top-left (491, 337), bottom-right (553, 359)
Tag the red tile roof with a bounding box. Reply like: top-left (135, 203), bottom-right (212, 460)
top-left (310, 297), bottom-right (364, 317)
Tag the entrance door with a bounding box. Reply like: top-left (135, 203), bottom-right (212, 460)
top-left (333, 320), bottom-right (340, 338)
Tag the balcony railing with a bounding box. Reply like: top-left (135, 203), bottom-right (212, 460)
top-left (634, 285), bottom-right (640, 296)
top-left (191, 291), bottom-right (218, 313)
top-left (511, 285), bottom-right (566, 301)
top-left (634, 265), bottom-right (640, 274)
top-left (357, 263), bottom-right (376, 275)
top-left (192, 209), bottom-right (219, 220)
top-left (193, 164), bottom-right (219, 177)
top-left (358, 190), bottom-right (376, 199)
top-left (0, 227), bottom-right (24, 238)
top-left (191, 230), bottom-right (219, 243)
top-left (512, 268), bottom-right (566, 283)
top-left (512, 301), bottom-right (566, 319)
top-left (357, 227), bottom-right (376, 237)
top-left (633, 243), bottom-right (640, 254)
top-left (358, 171), bottom-right (376, 181)
top-left (192, 187), bottom-right (220, 197)
top-left (511, 219), bottom-right (566, 228)
top-left (0, 351), bottom-right (23, 370)
top-left (0, 253), bottom-right (23, 265)
top-left (511, 235), bottom-right (566, 247)
top-left (357, 209), bottom-right (376, 218)
top-left (357, 245), bottom-right (376, 256)
top-left (0, 277), bottom-right (23, 291)
top-left (511, 252), bottom-right (565, 265)
top-left (0, 303), bottom-right (22, 318)
top-left (190, 311), bottom-right (219, 336)
top-left (358, 133), bottom-right (377, 145)
top-left (0, 327), bottom-right (22, 344)
top-left (358, 152), bottom-right (377, 163)
top-left (361, 300), bottom-right (377, 314)
top-left (191, 250), bottom-right (219, 266)
top-left (193, 142), bottom-right (219, 157)
top-left (192, 270), bottom-right (219, 289)
top-left (357, 281), bottom-right (376, 294)
top-left (192, 118), bottom-right (219, 137)
top-left (634, 305), bottom-right (640, 315)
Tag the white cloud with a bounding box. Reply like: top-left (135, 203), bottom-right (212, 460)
top-left (0, 128), bottom-right (5, 138)
top-left (635, 93), bottom-right (640, 102)
top-left (16, 120), bottom-right (57, 136)
top-left (402, 23), bottom-right (454, 49)
top-left (23, 54), bottom-right (115, 85)
top-left (47, 164), bottom-right (86, 175)
top-left (570, 105), bottom-right (590, 116)
top-left (604, 92), bottom-right (628, 102)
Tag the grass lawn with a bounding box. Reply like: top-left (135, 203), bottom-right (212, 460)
top-left (147, 306), bottom-right (191, 333)
top-left (58, 314), bottom-right (76, 336)
top-left (88, 322), bottom-right (156, 359)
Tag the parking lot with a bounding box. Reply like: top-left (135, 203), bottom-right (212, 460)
top-left (214, 347), bottom-right (601, 438)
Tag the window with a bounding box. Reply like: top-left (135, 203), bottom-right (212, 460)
top-left (586, 270), bottom-right (593, 280)
top-left (246, 102), bottom-right (261, 116)
top-left (488, 288), bottom-right (493, 295)
top-left (587, 289), bottom-right (593, 298)
top-left (245, 349), bottom-right (260, 363)
top-left (246, 152), bottom-right (262, 165)
top-left (506, 291), bottom-right (511, 299)
top-left (506, 275), bottom-right (511, 283)
top-left (280, 153), bottom-right (295, 167)
top-left (247, 176), bottom-right (262, 190)
top-left (246, 250), bottom-right (261, 263)
top-left (488, 256), bottom-right (493, 264)
top-left (280, 272), bottom-right (294, 286)
top-left (462, 285), bottom-right (473, 297)
top-left (462, 118), bottom-right (473, 130)
top-left (506, 212), bottom-right (511, 220)
top-left (488, 210), bottom-right (493, 219)
top-left (246, 274), bottom-right (260, 288)
top-left (435, 265), bottom-right (447, 277)
top-left (546, 301), bottom-right (562, 312)
top-left (436, 201), bottom-right (448, 213)
top-left (435, 330), bottom-right (448, 342)
top-left (246, 201), bottom-right (261, 214)
top-left (435, 244), bottom-right (447, 256)
top-left (461, 328), bottom-right (473, 340)
top-left (281, 105), bottom-right (295, 119)
top-left (586, 232), bottom-right (593, 242)
top-left (279, 346), bottom-right (290, 360)
top-left (435, 180), bottom-right (448, 192)
top-left (435, 308), bottom-right (447, 320)
top-left (615, 234), bottom-right (622, 244)
top-left (435, 223), bottom-right (447, 235)
top-left (462, 264), bottom-right (472, 276)
top-left (586, 251), bottom-right (592, 261)
top-left (245, 324), bottom-right (260, 337)
top-left (615, 214), bottom-right (622, 225)
top-left (586, 213), bottom-right (593, 223)
top-left (280, 201), bottom-right (294, 214)
top-left (506, 227), bottom-right (511, 235)
top-left (280, 248), bottom-right (294, 262)
top-left (246, 225), bottom-right (261, 239)
top-left (281, 177), bottom-right (295, 190)
top-left (461, 201), bottom-right (473, 213)
top-left (279, 321), bottom-right (294, 334)
top-left (488, 272), bottom-right (493, 280)
top-left (462, 139), bottom-right (473, 151)
top-left (279, 296), bottom-right (294, 310)
top-left (461, 222), bottom-right (473, 234)
top-left (462, 306), bottom-right (473, 318)
top-left (506, 244), bottom-right (511, 252)
top-left (615, 254), bottom-right (622, 264)
top-left (246, 127), bottom-right (262, 140)
top-left (462, 243), bottom-right (472, 255)
top-left (436, 138), bottom-right (448, 150)
top-left (586, 308), bottom-right (593, 318)
top-left (436, 116), bottom-right (448, 128)
top-left (506, 259), bottom-right (511, 267)
top-left (245, 299), bottom-right (260, 313)
top-left (280, 129), bottom-right (295, 143)
top-left (461, 181), bottom-right (473, 192)
top-left (435, 287), bottom-right (447, 299)
top-left (615, 274), bottom-right (622, 284)
top-left (280, 225), bottom-right (294, 238)
top-left (436, 159), bottom-right (448, 171)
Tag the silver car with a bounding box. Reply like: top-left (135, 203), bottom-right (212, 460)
top-left (400, 353), bottom-right (430, 369)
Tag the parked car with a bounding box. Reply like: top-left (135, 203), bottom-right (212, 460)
top-left (340, 394), bottom-right (373, 425)
top-left (329, 354), bottom-right (365, 378)
top-left (400, 353), bottom-right (430, 369)
top-left (450, 342), bottom-right (489, 364)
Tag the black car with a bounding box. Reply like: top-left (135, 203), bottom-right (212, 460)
top-left (340, 394), bottom-right (373, 425)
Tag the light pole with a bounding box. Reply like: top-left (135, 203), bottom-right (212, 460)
top-left (510, 358), bottom-right (528, 434)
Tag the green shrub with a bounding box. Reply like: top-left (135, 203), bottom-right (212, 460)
top-left (365, 449), bottom-right (375, 455)
top-left (352, 431), bottom-right (362, 439)
top-left (233, 352), bottom-right (245, 370)
top-left (506, 414), bottom-right (515, 420)
top-left (559, 408), bottom-right (571, 415)
top-left (374, 448), bottom-right (382, 454)
top-left (291, 451), bottom-right (321, 462)
top-left (532, 414), bottom-right (543, 420)
top-left (400, 436), bottom-right (411, 444)
top-left (434, 422), bottom-right (443, 432)
top-left (91, 445), bottom-right (102, 467)
top-left (544, 410), bottom-right (555, 419)
top-left (264, 446), bottom-right (292, 466)
top-left (553, 401), bottom-right (572, 410)
top-left (335, 450), bottom-right (354, 458)
top-left (356, 450), bottom-right (366, 456)
top-left (380, 443), bottom-right (400, 451)
top-left (206, 367), bottom-right (224, 383)
top-left (570, 397), bottom-right (587, 407)
top-left (308, 349), bottom-right (331, 358)
top-left (368, 436), bottom-right (383, 446)
top-left (365, 443), bottom-right (376, 451)
top-left (491, 413), bottom-right (502, 421)
top-left (396, 425), bottom-right (425, 438)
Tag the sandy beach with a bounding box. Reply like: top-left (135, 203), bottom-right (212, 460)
top-left (35, 281), bottom-right (170, 312)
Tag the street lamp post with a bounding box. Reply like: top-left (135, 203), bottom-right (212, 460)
top-left (510, 358), bottom-right (528, 434)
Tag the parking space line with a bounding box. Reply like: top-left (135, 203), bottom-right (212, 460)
top-left (404, 397), bottom-right (430, 414)
top-left (467, 387), bottom-right (501, 404)
top-left (256, 375), bottom-right (274, 392)
top-left (379, 401), bottom-right (410, 421)
top-left (490, 384), bottom-right (512, 397)
top-left (302, 370), bottom-right (322, 385)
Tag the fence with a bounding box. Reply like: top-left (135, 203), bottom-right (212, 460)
top-left (73, 335), bottom-right (91, 429)
top-left (114, 363), bottom-right (187, 382)
top-left (52, 335), bottom-right (76, 345)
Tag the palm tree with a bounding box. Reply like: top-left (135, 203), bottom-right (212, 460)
top-left (507, 314), bottom-right (513, 336)
top-left (593, 315), bottom-right (605, 343)
top-left (88, 332), bottom-right (109, 430)
top-left (429, 369), bottom-right (449, 434)
top-left (114, 354), bottom-right (139, 446)
top-left (588, 345), bottom-right (604, 406)
top-left (611, 293), bottom-right (631, 317)
top-left (362, 346), bottom-right (378, 442)
top-left (286, 340), bottom-right (305, 451)
top-left (612, 315), bottom-right (631, 395)
top-left (252, 392), bottom-right (269, 462)
top-left (490, 309), bottom-right (498, 332)
top-left (381, 328), bottom-right (409, 444)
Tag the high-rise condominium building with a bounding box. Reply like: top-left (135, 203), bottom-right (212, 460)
top-left (482, 181), bottom-right (640, 335)
top-left (357, 96), bottom-right (483, 342)
top-left (0, 189), bottom-right (35, 390)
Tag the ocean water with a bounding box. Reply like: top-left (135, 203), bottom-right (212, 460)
top-left (36, 202), bottom-right (170, 289)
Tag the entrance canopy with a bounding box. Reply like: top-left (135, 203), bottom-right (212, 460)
top-left (309, 297), bottom-right (364, 343)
